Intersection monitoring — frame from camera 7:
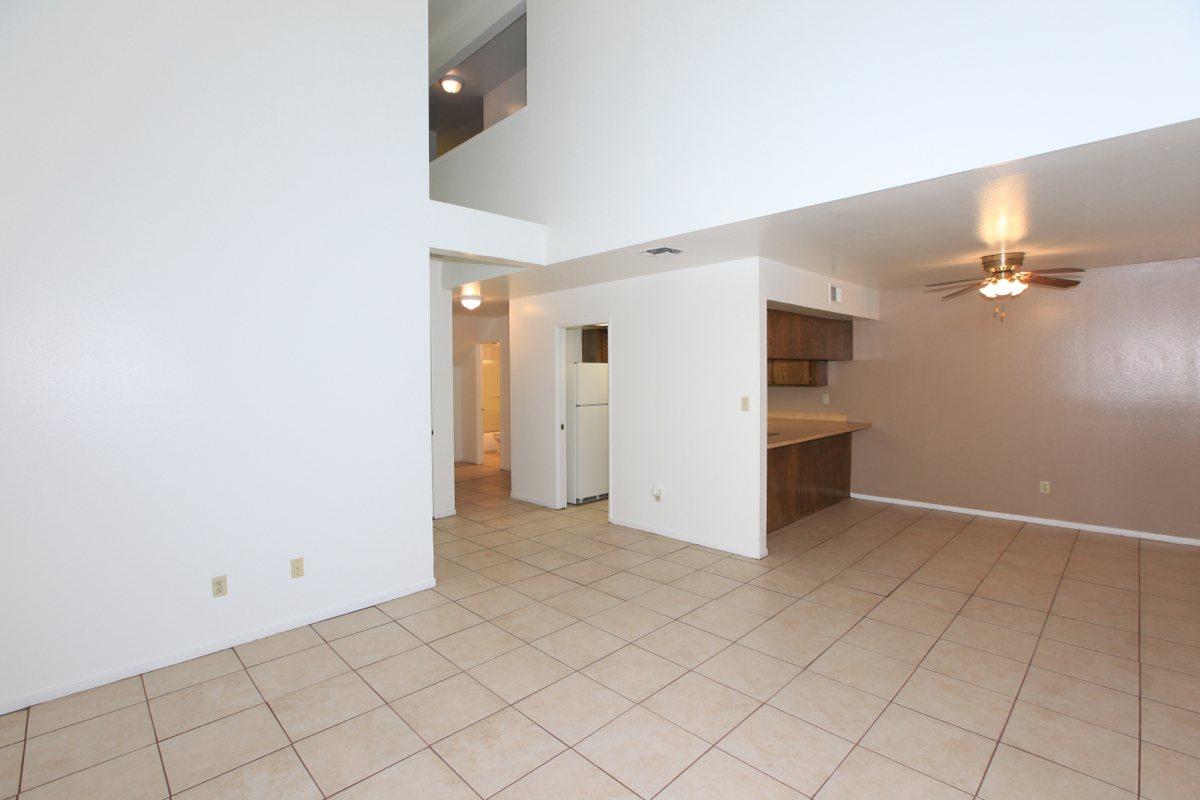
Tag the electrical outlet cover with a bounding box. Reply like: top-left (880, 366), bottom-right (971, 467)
top-left (291, 557), bottom-right (304, 579)
top-left (212, 575), bottom-right (228, 597)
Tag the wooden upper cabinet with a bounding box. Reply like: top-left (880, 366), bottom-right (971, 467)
top-left (581, 327), bottom-right (608, 363)
top-left (767, 309), bottom-right (853, 361)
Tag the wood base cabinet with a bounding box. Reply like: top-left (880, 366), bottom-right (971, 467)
top-left (767, 433), bottom-right (852, 532)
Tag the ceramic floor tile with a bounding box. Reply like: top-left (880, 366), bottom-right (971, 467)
top-left (1030, 639), bottom-right (1139, 694)
top-left (576, 706), bottom-right (708, 799)
top-left (895, 667), bottom-right (1012, 739)
top-left (809, 641), bottom-right (915, 700)
top-left (143, 650), bottom-right (243, 700)
top-left (977, 744), bottom-right (1134, 800)
top-left (694, 642), bottom-right (801, 701)
top-left (22, 703), bottom-right (156, 790)
top-left (1017, 666), bottom-right (1138, 736)
top-left (329, 622), bottom-right (421, 669)
top-left (1142, 664), bottom-right (1200, 713)
top-left (490, 602), bottom-right (575, 641)
top-left (581, 644), bottom-right (688, 702)
top-left (769, 670), bottom-right (887, 741)
top-left (356, 645), bottom-right (460, 701)
top-left (1142, 698), bottom-right (1200, 759)
top-left (17, 744), bottom-right (169, 800)
top-left (456, 587), bottom-right (536, 620)
top-left (434, 708), bottom-right (565, 799)
top-left (235, 627), bottom-right (324, 668)
top-left (149, 670), bottom-right (263, 739)
top-left (467, 644), bottom-right (572, 703)
top-left (328, 748), bottom-right (478, 800)
top-left (635, 621), bottom-right (729, 669)
top-left (269, 671), bottom-right (383, 741)
top-left (491, 749), bottom-right (638, 799)
top-left (533, 621), bottom-right (625, 669)
top-left (840, 618), bottom-right (936, 665)
top-left (738, 618), bottom-right (836, 667)
top-left (430, 622), bottom-right (523, 670)
top-left (171, 748), bottom-right (320, 800)
top-left (816, 746), bottom-right (970, 800)
top-left (26, 676), bottom-right (146, 738)
top-left (632, 585), bottom-right (710, 618)
top-left (247, 644), bottom-right (348, 700)
top-left (860, 704), bottom-right (994, 793)
top-left (400, 603), bottom-right (485, 642)
top-left (920, 640), bottom-right (1027, 696)
top-left (643, 672), bottom-right (759, 742)
top-left (377, 589), bottom-right (450, 621)
top-left (159, 704), bottom-right (288, 793)
top-left (941, 616), bottom-right (1038, 662)
top-left (313, 607), bottom-right (391, 641)
top-left (516, 672), bottom-right (632, 745)
top-left (587, 601), bottom-right (673, 641)
top-left (1000, 701), bottom-right (1137, 792)
top-left (657, 747), bottom-right (805, 800)
top-left (390, 673), bottom-right (506, 743)
top-left (293, 706), bottom-right (424, 796)
top-left (719, 705), bottom-right (852, 796)
top-left (680, 600), bottom-right (767, 640)
top-left (1140, 741), bottom-right (1200, 800)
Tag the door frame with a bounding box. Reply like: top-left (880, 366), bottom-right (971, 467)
top-left (555, 321), bottom-right (612, 514)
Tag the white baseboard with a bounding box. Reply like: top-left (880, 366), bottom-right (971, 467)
top-left (508, 491), bottom-right (562, 509)
top-left (851, 493), bottom-right (1199, 547)
top-left (608, 515), bottom-right (765, 560)
top-left (1, 576), bottom-right (437, 715)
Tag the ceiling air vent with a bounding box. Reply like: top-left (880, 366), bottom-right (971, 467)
top-left (641, 246), bottom-right (683, 257)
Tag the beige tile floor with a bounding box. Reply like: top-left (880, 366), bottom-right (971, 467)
top-left (4, 460), bottom-right (1200, 799)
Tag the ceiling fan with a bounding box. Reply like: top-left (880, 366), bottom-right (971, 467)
top-left (928, 252), bottom-right (1084, 320)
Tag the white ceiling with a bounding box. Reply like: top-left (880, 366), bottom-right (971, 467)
top-left (491, 118), bottom-right (1200, 298)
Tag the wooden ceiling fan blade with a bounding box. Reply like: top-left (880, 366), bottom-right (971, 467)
top-left (1028, 268), bottom-right (1086, 275)
top-left (941, 282), bottom-right (984, 299)
top-left (926, 275), bottom-right (984, 288)
top-left (1027, 275), bottom-right (1081, 288)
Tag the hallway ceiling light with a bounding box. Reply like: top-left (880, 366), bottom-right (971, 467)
top-left (459, 282), bottom-right (482, 310)
top-left (440, 74), bottom-right (463, 94)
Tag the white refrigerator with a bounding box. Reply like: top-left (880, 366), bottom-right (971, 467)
top-left (567, 363), bottom-right (609, 504)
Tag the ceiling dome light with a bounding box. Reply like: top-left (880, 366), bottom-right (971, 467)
top-left (440, 75), bottom-right (463, 94)
top-left (459, 282), bottom-right (482, 310)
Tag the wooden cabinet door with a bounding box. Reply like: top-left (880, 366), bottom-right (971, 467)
top-left (767, 309), bottom-right (852, 360)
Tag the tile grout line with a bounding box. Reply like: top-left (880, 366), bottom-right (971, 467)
top-left (230, 642), bottom-right (325, 800)
top-left (139, 673), bottom-right (173, 799)
top-left (970, 525), bottom-right (1079, 799)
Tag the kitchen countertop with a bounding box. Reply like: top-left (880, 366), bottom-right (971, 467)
top-left (767, 418), bottom-right (871, 449)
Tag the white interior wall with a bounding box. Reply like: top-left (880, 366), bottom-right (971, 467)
top-left (509, 259), bottom-right (763, 557)
top-left (434, 1), bottom-right (1200, 263)
top-left (431, 262), bottom-right (457, 517)
top-left (0, 0), bottom-right (432, 714)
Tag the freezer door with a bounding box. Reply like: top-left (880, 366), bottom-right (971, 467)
top-left (573, 404), bottom-right (609, 501)
top-left (574, 363), bottom-right (609, 405)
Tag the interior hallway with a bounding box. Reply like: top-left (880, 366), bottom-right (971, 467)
top-left (3, 462), bottom-right (1198, 798)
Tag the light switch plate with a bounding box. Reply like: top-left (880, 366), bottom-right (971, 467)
top-left (291, 557), bottom-right (304, 579)
top-left (1039, 481), bottom-right (1051, 494)
top-left (740, 396), bottom-right (750, 412)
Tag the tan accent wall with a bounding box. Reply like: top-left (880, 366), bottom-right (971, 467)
top-left (769, 258), bottom-right (1200, 540)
